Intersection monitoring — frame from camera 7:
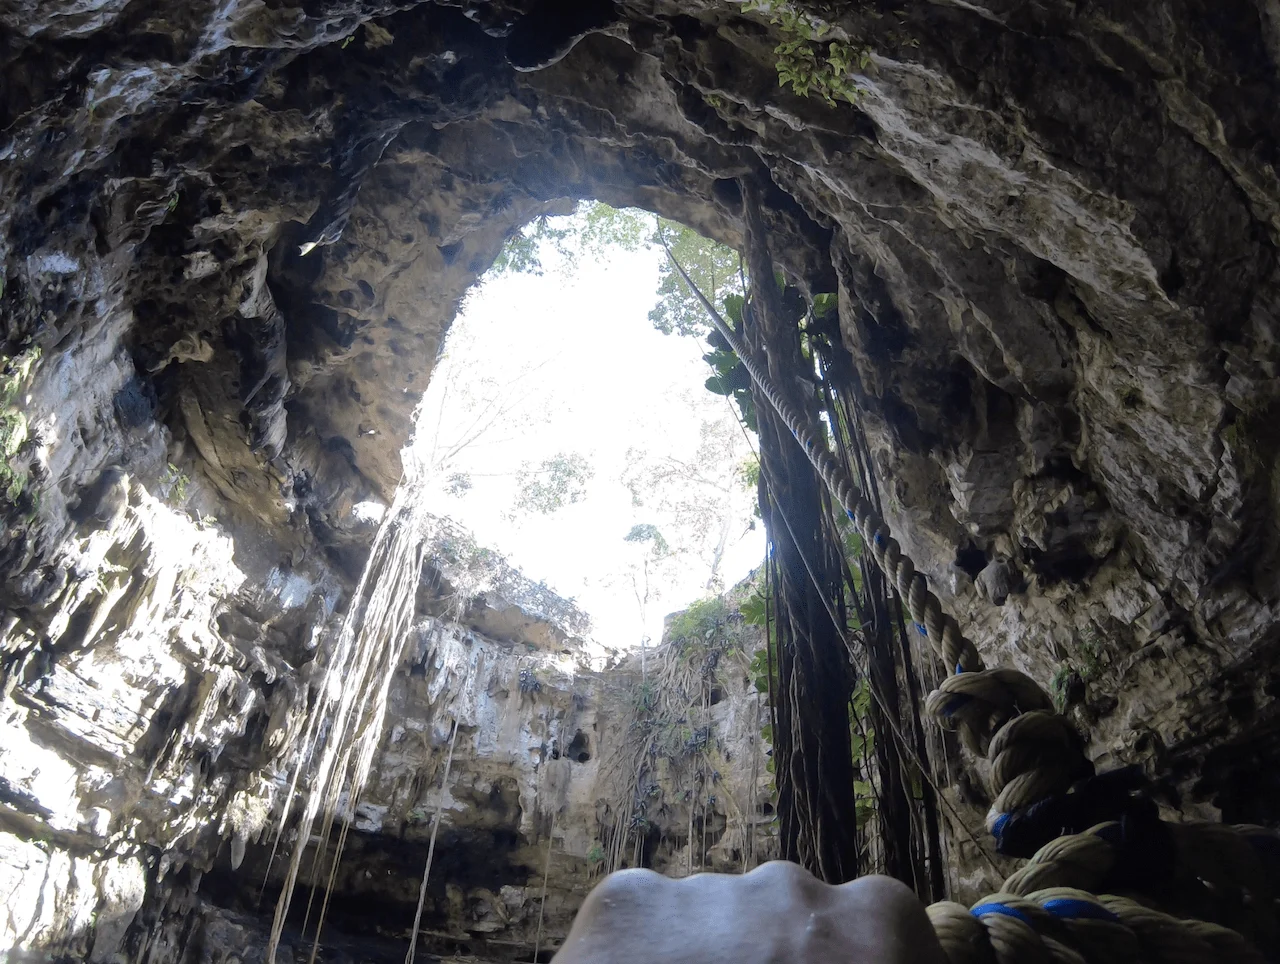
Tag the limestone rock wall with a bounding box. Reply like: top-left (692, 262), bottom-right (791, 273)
top-left (0, 454), bottom-right (771, 963)
top-left (0, 466), bottom-right (346, 961)
top-left (3, 0), bottom-right (1280, 955)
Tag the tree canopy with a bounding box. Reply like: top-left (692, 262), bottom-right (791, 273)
top-left (492, 201), bottom-right (745, 339)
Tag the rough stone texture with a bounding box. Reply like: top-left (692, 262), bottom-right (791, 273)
top-left (3, 0), bottom-right (1280, 956)
top-left (0, 454), bottom-right (769, 962)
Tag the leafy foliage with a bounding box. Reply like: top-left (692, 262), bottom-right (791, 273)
top-left (490, 215), bottom-right (574, 276)
top-left (812, 292), bottom-right (838, 318)
top-left (651, 224), bottom-right (744, 338)
top-left (511, 451), bottom-right (593, 515)
top-left (844, 680), bottom-right (878, 823)
top-left (744, 1), bottom-right (870, 107)
top-left (740, 581), bottom-right (777, 694)
top-left (622, 416), bottom-right (756, 593)
top-left (444, 472), bottom-right (473, 497)
top-left (491, 202), bottom-right (653, 276)
top-left (489, 200), bottom-right (745, 340)
top-left (701, 294), bottom-right (757, 430)
top-left (667, 595), bottom-right (730, 647)
top-left (624, 523), bottom-right (670, 556)
top-left (164, 462), bottom-right (190, 504)
top-left (1, 348), bottom-right (40, 507)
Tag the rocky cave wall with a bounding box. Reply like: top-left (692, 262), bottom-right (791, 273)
top-left (4, 0), bottom-right (1280, 958)
top-left (0, 476), bottom-right (773, 963)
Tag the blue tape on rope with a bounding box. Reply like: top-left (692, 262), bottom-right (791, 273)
top-left (874, 532), bottom-right (886, 547)
top-left (846, 509), bottom-right (856, 520)
top-left (990, 812), bottom-right (1010, 844)
top-left (971, 903), bottom-right (1031, 926)
top-left (914, 622), bottom-right (928, 637)
top-left (1042, 899), bottom-right (1120, 923)
top-left (955, 662), bottom-right (965, 675)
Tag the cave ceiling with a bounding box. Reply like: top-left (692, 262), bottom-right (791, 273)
top-left (4, 0), bottom-right (1280, 814)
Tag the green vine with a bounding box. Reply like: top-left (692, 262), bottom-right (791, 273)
top-left (164, 462), bottom-right (190, 505)
top-left (744, 1), bottom-right (870, 106)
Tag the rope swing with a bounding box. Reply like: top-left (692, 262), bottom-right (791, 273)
top-left (659, 201), bottom-right (1280, 964)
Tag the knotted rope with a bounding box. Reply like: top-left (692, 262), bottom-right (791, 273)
top-left (663, 245), bottom-right (1280, 961)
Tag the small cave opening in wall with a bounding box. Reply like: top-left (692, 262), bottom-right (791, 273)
top-left (567, 729), bottom-right (591, 763)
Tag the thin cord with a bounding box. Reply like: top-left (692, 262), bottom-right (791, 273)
top-left (405, 717), bottom-right (461, 964)
top-left (533, 802), bottom-right (558, 960)
top-left (682, 252), bottom-right (1000, 878)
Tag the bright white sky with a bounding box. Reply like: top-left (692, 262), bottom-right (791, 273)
top-left (407, 220), bottom-right (763, 650)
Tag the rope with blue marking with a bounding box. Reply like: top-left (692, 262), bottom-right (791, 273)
top-left (663, 245), bottom-right (1279, 958)
top-left (661, 241), bottom-right (1090, 831)
top-left (926, 821), bottom-right (1272, 963)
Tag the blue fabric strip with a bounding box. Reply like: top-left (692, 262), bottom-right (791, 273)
top-left (971, 903), bottom-right (1031, 926)
top-left (990, 812), bottom-right (1010, 843)
top-left (1042, 899), bottom-right (1119, 923)
top-left (914, 622), bottom-right (928, 637)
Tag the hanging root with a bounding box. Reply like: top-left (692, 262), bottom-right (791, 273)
top-left (662, 235), bottom-right (1280, 959)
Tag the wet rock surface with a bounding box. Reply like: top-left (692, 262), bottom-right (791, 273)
top-left (2, 0), bottom-right (1280, 957)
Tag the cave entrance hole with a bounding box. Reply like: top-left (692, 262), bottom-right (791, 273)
top-left (407, 200), bottom-right (765, 653)
top-left (567, 728), bottom-right (592, 763)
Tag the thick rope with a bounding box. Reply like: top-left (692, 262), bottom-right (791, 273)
top-left (662, 244), bottom-right (1280, 958)
top-left (661, 245), bottom-right (1085, 821)
top-left (927, 821), bottom-right (1273, 964)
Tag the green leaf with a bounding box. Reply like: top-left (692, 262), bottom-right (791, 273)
top-left (740, 589), bottom-right (769, 626)
top-left (812, 292), bottom-right (838, 318)
top-left (723, 293), bottom-right (745, 326)
top-left (705, 375), bottom-right (733, 396)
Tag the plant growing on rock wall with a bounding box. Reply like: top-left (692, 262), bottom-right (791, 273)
top-left (1, 347), bottom-right (40, 507)
top-left (164, 462), bottom-right (190, 504)
top-left (667, 596), bottom-right (730, 648)
top-left (744, 1), bottom-right (870, 107)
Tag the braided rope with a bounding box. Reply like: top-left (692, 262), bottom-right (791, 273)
top-left (664, 253), bottom-right (1089, 829)
top-left (662, 248), bottom-right (1279, 960)
top-left (926, 822), bottom-right (1273, 964)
